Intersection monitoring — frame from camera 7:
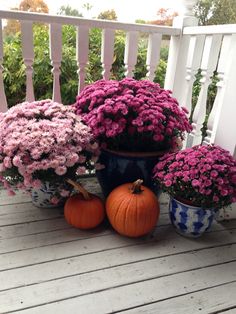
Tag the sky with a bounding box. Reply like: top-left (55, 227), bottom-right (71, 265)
top-left (0, 0), bottom-right (185, 22)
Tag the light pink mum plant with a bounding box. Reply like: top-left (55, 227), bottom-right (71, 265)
top-left (153, 145), bottom-right (236, 209)
top-left (0, 100), bottom-right (100, 196)
top-left (74, 78), bottom-right (192, 152)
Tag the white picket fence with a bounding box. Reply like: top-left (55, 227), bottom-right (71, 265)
top-left (0, 9), bottom-right (235, 219)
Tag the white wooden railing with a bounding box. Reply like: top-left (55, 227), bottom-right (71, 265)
top-left (0, 5), bottom-right (235, 219)
top-left (0, 9), bottom-right (180, 110)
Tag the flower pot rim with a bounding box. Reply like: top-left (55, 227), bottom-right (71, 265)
top-left (102, 147), bottom-right (171, 158)
top-left (170, 196), bottom-right (215, 211)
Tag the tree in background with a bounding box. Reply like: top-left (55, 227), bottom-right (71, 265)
top-left (4, 0), bottom-right (48, 36)
top-left (57, 5), bottom-right (83, 17)
top-left (19, 0), bottom-right (48, 13)
top-left (97, 9), bottom-right (117, 21)
top-left (149, 8), bottom-right (178, 26)
top-left (82, 2), bottom-right (93, 18)
top-left (135, 19), bottom-right (147, 24)
top-left (194, 0), bottom-right (236, 25)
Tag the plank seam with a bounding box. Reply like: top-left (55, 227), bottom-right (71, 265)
top-left (113, 280), bottom-right (236, 314)
top-left (0, 241), bottom-right (235, 274)
top-left (3, 276), bottom-right (236, 314)
top-left (0, 225), bottom-right (235, 255)
top-left (1, 253), bottom-right (236, 293)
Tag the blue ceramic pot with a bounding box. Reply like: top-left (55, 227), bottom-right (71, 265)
top-left (169, 197), bottom-right (218, 237)
top-left (96, 149), bottom-right (166, 197)
top-left (31, 181), bottom-right (69, 208)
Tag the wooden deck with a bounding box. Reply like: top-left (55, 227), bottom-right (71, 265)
top-left (0, 178), bottom-right (236, 314)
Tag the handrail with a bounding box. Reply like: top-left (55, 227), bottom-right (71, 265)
top-left (0, 10), bottom-right (181, 36)
top-left (184, 24), bottom-right (236, 35)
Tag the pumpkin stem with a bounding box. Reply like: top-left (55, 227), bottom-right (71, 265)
top-left (131, 179), bottom-right (144, 194)
top-left (67, 179), bottom-right (91, 200)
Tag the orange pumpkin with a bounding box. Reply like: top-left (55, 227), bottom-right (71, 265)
top-left (106, 179), bottom-right (160, 237)
top-left (64, 180), bottom-right (105, 229)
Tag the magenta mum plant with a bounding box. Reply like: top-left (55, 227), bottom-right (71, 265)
top-left (74, 78), bottom-right (192, 152)
top-left (0, 100), bottom-right (100, 196)
top-left (153, 145), bottom-right (236, 209)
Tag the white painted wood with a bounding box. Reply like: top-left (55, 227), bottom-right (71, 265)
top-left (0, 243), bottom-right (234, 292)
top-left (124, 31), bottom-right (139, 77)
top-left (214, 34), bottom-right (236, 155)
top-left (0, 19), bottom-right (7, 112)
top-left (146, 33), bottom-right (162, 81)
top-left (14, 261), bottom-right (236, 314)
top-left (217, 203), bottom-right (236, 221)
top-left (76, 25), bottom-right (89, 93)
top-left (0, 10), bottom-right (181, 36)
top-left (0, 227), bottom-right (235, 272)
top-left (0, 218), bottom-right (70, 239)
top-left (203, 35), bottom-right (232, 145)
top-left (183, 35), bottom-right (205, 112)
top-left (123, 282), bottom-right (236, 314)
top-left (0, 193), bottom-right (31, 205)
top-left (217, 309), bottom-right (236, 314)
top-left (0, 226), bottom-right (109, 254)
top-left (164, 16), bottom-right (198, 102)
top-left (187, 35), bottom-right (222, 147)
top-left (21, 20), bottom-right (35, 102)
top-left (184, 24), bottom-right (236, 35)
top-left (4, 211), bottom-right (216, 254)
top-left (101, 28), bottom-right (115, 80)
top-left (0, 207), bottom-right (62, 227)
top-left (49, 23), bottom-right (62, 103)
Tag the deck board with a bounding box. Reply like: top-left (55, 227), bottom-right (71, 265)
top-left (0, 179), bottom-right (235, 314)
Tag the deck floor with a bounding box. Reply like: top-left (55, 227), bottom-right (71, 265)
top-left (0, 178), bottom-right (236, 314)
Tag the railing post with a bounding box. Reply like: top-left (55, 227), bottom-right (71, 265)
top-left (213, 34), bottom-right (236, 156)
top-left (164, 1), bottom-right (198, 107)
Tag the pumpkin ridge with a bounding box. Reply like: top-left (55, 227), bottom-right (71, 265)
top-left (124, 193), bottom-right (135, 236)
top-left (113, 196), bottom-right (130, 229)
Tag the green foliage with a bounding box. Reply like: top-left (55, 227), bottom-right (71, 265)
top-left (3, 25), bottom-right (168, 107)
top-left (194, 0), bottom-right (236, 25)
top-left (58, 5), bottom-right (83, 17)
top-left (97, 9), bottom-right (117, 20)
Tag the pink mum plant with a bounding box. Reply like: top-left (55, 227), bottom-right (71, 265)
top-left (153, 145), bottom-right (236, 209)
top-left (74, 78), bottom-right (192, 152)
top-left (0, 100), bottom-right (100, 196)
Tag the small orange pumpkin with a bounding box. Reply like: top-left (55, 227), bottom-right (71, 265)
top-left (64, 180), bottom-right (105, 229)
top-left (106, 179), bottom-right (160, 237)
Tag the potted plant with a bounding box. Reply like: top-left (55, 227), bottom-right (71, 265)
top-left (74, 78), bottom-right (192, 196)
top-left (153, 144), bottom-right (236, 237)
top-left (0, 100), bottom-right (100, 208)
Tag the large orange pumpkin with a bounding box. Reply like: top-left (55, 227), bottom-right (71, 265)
top-left (64, 180), bottom-right (105, 229)
top-left (106, 179), bottom-right (160, 237)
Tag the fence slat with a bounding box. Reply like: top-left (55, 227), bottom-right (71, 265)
top-left (101, 29), bottom-right (115, 80)
top-left (183, 35), bottom-right (205, 112)
top-left (49, 23), bottom-right (62, 103)
top-left (214, 34), bottom-right (236, 155)
top-left (187, 34), bottom-right (222, 147)
top-left (146, 33), bottom-right (162, 81)
top-left (0, 19), bottom-right (7, 112)
top-left (21, 21), bottom-right (35, 102)
top-left (124, 31), bottom-right (138, 78)
top-left (76, 25), bottom-right (89, 93)
top-left (164, 16), bottom-right (198, 101)
top-left (203, 35), bottom-right (232, 145)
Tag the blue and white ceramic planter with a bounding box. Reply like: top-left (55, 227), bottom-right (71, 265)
top-left (31, 181), bottom-right (66, 208)
top-left (169, 197), bottom-right (218, 237)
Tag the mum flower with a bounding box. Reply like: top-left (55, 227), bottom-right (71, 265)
top-left (0, 100), bottom-right (99, 195)
top-left (74, 78), bottom-right (192, 152)
top-left (153, 145), bottom-right (236, 209)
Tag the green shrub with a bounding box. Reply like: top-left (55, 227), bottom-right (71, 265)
top-left (3, 25), bottom-right (174, 107)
